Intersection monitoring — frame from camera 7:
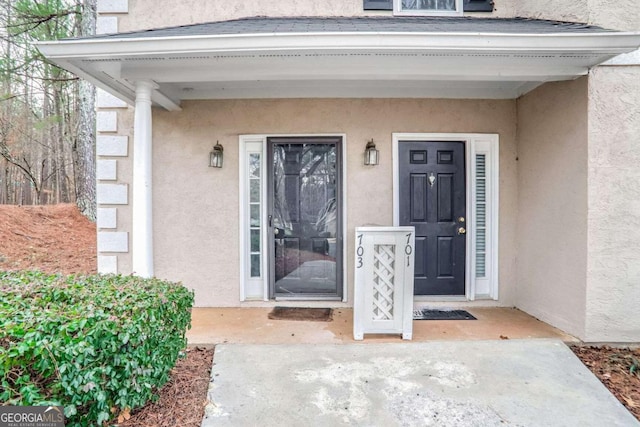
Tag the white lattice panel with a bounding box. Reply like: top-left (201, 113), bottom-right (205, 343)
top-left (372, 244), bottom-right (396, 320)
top-left (354, 227), bottom-right (415, 340)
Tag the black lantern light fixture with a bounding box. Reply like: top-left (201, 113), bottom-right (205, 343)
top-left (209, 141), bottom-right (224, 168)
top-left (364, 139), bottom-right (379, 166)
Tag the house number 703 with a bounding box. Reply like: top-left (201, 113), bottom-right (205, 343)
top-left (356, 234), bottom-right (364, 268)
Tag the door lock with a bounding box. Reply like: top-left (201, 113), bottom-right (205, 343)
top-left (458, 216), bottom-right (465, 223)
top-left (457, 227), bottom-right (467, 235)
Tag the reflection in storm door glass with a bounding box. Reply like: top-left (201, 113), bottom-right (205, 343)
top-left (272, 142), bottom-right (339, 296)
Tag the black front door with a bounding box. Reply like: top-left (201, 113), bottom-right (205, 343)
top-left (267, 137), bottom-right (342, 299)
top-left (398, 141), bottom-right (466, 296)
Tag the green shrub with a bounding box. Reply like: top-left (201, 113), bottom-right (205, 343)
top-left (0, 271), bottom-right (194, 426)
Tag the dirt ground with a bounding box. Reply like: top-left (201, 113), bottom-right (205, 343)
top-left (0, 203), bottom-right (638, 424)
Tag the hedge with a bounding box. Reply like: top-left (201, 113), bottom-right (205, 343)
top-left (0, 271), bottom-right (194, 426)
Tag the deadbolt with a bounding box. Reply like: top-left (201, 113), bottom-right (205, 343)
top-left (457, 227), bottom-right (467, 235)
top-left (458, 216), bottom-right (465, 223)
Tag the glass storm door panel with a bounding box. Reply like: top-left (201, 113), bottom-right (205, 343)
top-left (398, 141), bottom-right (466, 296)
top-left (268, 137), bottom-right (342, 299)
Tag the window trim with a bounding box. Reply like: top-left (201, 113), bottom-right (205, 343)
top-left (468, 136), bottom-right (499, 300)
top-left (392, 133), bottom-right (499, 301)
top-left (393, 0), bottom-right (464, 16)
top-left (239, 137), bottom-right (269, 301)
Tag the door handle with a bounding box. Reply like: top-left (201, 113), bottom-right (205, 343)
top-left (457, 227), bottom-right (466, 235)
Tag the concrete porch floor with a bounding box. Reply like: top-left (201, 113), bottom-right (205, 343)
top-left (187, 307), bottom-right (577, 345)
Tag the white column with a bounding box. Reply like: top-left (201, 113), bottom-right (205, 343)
top-left (132, 80), bottom-right (156, 277)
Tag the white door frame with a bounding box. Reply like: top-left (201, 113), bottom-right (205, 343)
top-left (239, 133), bottom-right (348, 302)
top-left (392, 133), bottom-right (500, 301)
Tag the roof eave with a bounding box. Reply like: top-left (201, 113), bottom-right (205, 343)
top-left (36, 31), bottom-right (640, 111)
top-left (37, 31), bottom-right (640, 59)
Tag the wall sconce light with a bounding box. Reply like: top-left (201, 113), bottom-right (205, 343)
top-left (364, 139), bottom-right (379, 166)
top-left (209, 141), bottom-right (224, 168)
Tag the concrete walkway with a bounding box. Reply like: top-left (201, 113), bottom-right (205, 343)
top-left (202, 339), bottom-right (638, 427)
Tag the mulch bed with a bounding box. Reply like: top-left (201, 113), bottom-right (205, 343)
top-left (572, 345), bottom-right (640, 421)
top-left (0, 204), bottom-right (96, 274)
top-left (117, 347), bottom-right (214, 427)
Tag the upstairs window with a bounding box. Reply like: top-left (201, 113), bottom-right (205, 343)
top-left (364, 0), bottom-right (494, 14)
top-left (398, 0), bottom-right (461, 15)
top-left (395, 0), bottom-right (462, 15)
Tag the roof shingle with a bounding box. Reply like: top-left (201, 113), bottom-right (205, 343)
top-left (79, 16), bottom-right (612, 40)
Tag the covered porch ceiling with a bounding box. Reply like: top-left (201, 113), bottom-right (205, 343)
top-left (37, 17), bottom-right (640, 111)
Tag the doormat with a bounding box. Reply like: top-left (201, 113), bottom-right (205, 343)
top-left (268, 307), bottom-right (333, 322)
top-left (413, 309), bottom-right (477, 321)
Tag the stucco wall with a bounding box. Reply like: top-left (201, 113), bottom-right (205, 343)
top-left (505, 0), bottom-right (640, 343)
top-left (513, 0), bottom-right (589, 24)
top-left (515, 78), bottom-right (589, 339)
top-left (586, 66), bottom-right (640, 342)
top-left (120, 0), bottom-right (369, 31)
top-left (505, 0), bottom-right (639, 30)
top-left (588, 0), bottom-right (640, 31)
top-left (148, 98), bottom-right (517, 307)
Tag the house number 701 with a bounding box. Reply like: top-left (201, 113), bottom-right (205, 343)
top-left (405, 233), bottom-right (413, 267)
